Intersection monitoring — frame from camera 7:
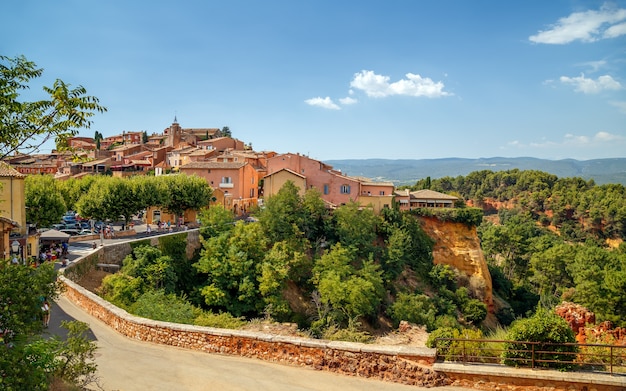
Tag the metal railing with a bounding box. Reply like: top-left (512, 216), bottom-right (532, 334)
top-left (435, 338), bottom-right (626, 375)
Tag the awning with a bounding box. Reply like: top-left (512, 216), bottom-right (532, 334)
top-left (39, 229), bottom-right (71, 242)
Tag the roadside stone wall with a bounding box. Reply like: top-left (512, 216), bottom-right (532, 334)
top-left (61, 277), bottom-right (446, 387)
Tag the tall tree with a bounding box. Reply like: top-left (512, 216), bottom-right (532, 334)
top-left (221, 126), bottom-right (232, 138)
top-left (159, 174), bottom-right (213, 225)
top-left (0, 55), bottom-right (106, 158)
top-left (94, 130), bottom-right (103, 150)
top-left (25, 174), bottom-right (66, 228)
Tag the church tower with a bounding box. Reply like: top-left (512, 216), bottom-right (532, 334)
top-left (168, 116), bottom-right (182, 147)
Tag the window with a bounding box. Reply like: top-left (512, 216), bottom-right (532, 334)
top-left (379, 191), bottom-right (385, 195)
top-left (324, 184), bottom-right (329, 195)
top-left (221, 177), bottom-right (232, 184)
top-left (340, 184), bottom-right (351, 194)
top-left (250, 188), bottom-right (254, 198)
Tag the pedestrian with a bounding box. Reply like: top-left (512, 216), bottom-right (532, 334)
top-left (146, 224), bottom-right (151, 234)
top-left (41, 298), bottom-right (50, 328)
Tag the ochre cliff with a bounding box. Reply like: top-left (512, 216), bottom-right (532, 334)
top-left (419, 216), bottom-right (493, 311)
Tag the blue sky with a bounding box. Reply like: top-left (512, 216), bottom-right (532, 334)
top-left (3, 1), bottom-right (626, 161)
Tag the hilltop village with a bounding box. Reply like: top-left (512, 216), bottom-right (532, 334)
top-left (3, 119), bottom-right (459, 218)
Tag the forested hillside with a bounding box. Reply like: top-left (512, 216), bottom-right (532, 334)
top-left (56, 170), bottom-right (625, 347)
top-left (403, 169), bottom-right (626, 329)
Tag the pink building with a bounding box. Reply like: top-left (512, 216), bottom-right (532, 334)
top-left (265, 153), bottom-right (394, 212)
top-left (179, 161), bottom-right (259, 215)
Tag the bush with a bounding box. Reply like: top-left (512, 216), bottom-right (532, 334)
top-left (428, 327), bottom-right (486, 362)
top-left (387, 292), bottom-right (437, 331)
top-left (462, 299), bottom-right (487, 325)
top-left (426, 327), bottom-right (456, 349)
top-left (194, 311), bottom-right (247, 329)
top-left (502, 308), bottom-right (578, 370)
top-left (129, 290), bottom-right (200, 324)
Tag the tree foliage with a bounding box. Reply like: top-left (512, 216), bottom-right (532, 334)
top-left (502, 308), bottom-right (578, 369)
top-left (0, 55), bottom-right (106, 159)
top-left (25, 174), bottom-right (66, 227)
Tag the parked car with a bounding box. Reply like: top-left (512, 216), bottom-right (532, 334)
top-left (59, 229), bottom-right (81, 236)
top-left (78, 229), bottom-right (94, 235)
top-left (62, 215), bottom-right (77, 224)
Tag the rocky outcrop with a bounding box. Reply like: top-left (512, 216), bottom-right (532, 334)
top-left (555, 302), bottom-right (626, 345)
top-left (419, 216), bottom-right (493, 311)
top-left (554, 302), bottom-right (595, 336)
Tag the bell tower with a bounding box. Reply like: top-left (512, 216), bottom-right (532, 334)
top-left (168, 116), bottom-right (182, 147)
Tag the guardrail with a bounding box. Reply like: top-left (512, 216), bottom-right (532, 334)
top-left (435, 338), bottom-right (626, 375)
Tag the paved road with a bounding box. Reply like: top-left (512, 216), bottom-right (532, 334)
top-left (55, 296), bottom-right (475, 391)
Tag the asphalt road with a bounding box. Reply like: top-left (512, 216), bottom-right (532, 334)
top-left (54, 296), bottom-right (476, 391)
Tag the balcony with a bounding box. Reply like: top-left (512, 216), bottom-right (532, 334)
top-left (219, 183), bottom-right (234, 189)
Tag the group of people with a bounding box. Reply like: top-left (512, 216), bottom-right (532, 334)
top-left (39, 242), bottom-right (68, 262)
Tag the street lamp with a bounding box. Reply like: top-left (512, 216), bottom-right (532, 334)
top-left (11, 240), bottom-right (21, 264)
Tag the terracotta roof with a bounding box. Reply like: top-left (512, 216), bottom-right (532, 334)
top-left (181, 161), bottom-right (246, 170)
top-left (410, 189), bottom-right (458, 200)
top-left (0, 162), bottom-right (26, 178)
top-left (263, 168), bottom-right (306, 179)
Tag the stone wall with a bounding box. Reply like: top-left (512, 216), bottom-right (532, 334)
top-left (60, 276), bottom-right (446, 387)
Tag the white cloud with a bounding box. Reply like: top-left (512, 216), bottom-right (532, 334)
top-left (350, 70), bottom-right (451, 98)
top-left (559, 73), bottom-right (622, 93)
top-left (604, 21), bottom-right (626, 38)
top-left (304, 97), bottom-right (340, 110)
top-left (339, 96), bottom-right (357, 105)
top-left (529, 4), bottom-right (626, 44)
top-left (564, 133), bottom-right (591, 144)
top-left (594, 131), bottom-right (624, 141)
top-left (609, 100), bottom-right (626, 113)
top-left (508, 132), bottom-right (624, 149)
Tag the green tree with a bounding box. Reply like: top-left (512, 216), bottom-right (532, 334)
top-left (122, 245), bottom-right (177, 293)
top-left (25, 174), bottom-right (66, 227)
top-left (57, 175), bottom-right (98, 213)
top-left (94, 130), bottom-right (103, 150)
top-left (221, 126), bottom-right (232, 137)
top-left (159, 174), bottom-right (213, 225)
top-left (76, 176), bottom-right (142, 227)
top-left (332, 201), bottom-right (379, 259)
top-left (387, 292), bottom-right (436, 330)
top-left (312, 243), bottom-right (384, 324)
top-left (0, 55), bottom-right (106, 159)
top-left (198, 204), bottom-right (235, 238)
top-left (259, 181), bottom-right (305, 243)
top-left (0, 263), bottom-right (62, 390)
top-left (194, 221), bottom-right (268, 317)
top-left (502, 308), bottom-right (578, 369)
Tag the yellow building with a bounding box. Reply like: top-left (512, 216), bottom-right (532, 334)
top-left (0, 162), bottom-right (37, 263)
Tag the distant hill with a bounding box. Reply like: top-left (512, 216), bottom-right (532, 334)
top-left (324, 157), bottom-right (626, 186)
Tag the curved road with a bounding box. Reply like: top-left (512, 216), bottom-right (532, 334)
top-left (55, 296), bottom-right (475, 391)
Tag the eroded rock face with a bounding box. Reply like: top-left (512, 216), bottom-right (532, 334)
top-left (555, 301), bottom-right (595, 335)
top-left (419, 216), bottom-right (494, 311)
top-left (555, 302), bottom-right (626, 345)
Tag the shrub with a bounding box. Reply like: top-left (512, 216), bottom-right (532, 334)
top-left (502, 308), bottom-right (578, 370)
top-left (129, 290), bottom-right (200, 324)
top-left (387, 292), bottom-right (437, 331)
top-left (426, 327), bottom-right (456, 349)
top-left (462, 299), bottom-right (487, 325)
top-left (428, 327), bottom-right (486, 362)
top-left (194, 311), bottom-right (247, 329)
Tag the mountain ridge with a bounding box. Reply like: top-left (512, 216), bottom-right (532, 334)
top-left (324, 157), bottom-right (626, 186)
